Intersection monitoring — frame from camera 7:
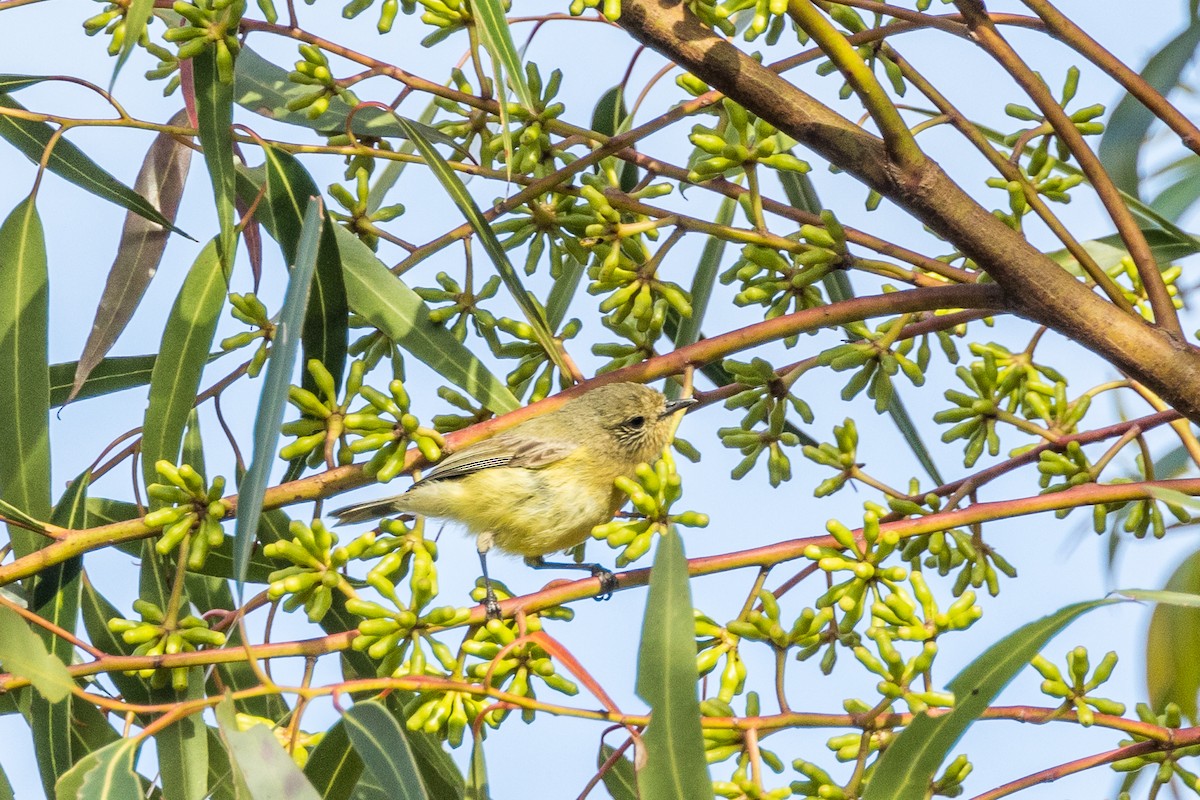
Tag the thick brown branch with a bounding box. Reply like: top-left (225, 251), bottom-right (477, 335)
top-left (615, 0), bottom-right (1200, 422)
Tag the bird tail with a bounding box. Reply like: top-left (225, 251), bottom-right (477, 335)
top-left (329, 497), bottom-right (411, 526)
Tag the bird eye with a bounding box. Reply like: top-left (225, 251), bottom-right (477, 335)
top-left (627, 415), bottom-right (646, 429)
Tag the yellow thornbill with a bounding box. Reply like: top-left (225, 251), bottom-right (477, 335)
top-left (332, 382), bottom-right (696, 617)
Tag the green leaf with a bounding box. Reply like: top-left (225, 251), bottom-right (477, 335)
top-left (140, 239), bottom-right (227, 488)
top-left (57, 737), bottom-right (141, 800)
top-left (1144, 547), bottom-right (1200, 720)
top-left (233, 47), bottom-right (462, 151)
top-left (464, 736), bottom-right (488, 800)
top-left (205, 726), bottom-right (240, 800)
top-left (55, 355), bottom-right (160, 407)
top-left (863, 598), bottom-right (1118, 800)
top-left (1099, 19), bottom-right (1200, 197)
top-left (156, 673), bottom-right (209, 800)
top-left (335, 225), bottom-right (519, 414)
top-left (472, 0), bottom-right (535, 113)
top-left (70, 109), bottom-right (193, 403)
top-left (0, 94), bottom-right (183, 233)
top-left (395, 117), bottom-right (569, 377)
top-left (343, 700), bottom-right (429, 800)
top-left (78, 574), bottom-right (153, 707)
top-left (674, 195), bottom-right (735, 350)
top-left (192, 46), bottom-right (238, 269)
top-left (1048, 227), bottom-right (1200, 273)
top-left (0, 75), bottom-right (54, 93)
top-left (258, 145), bottom-right (348, 396)
top-left (544, 252), bottom-right (585, 333)
top-left (0, 195), bottom-right (50, 560)
top-left (304, 718), bottom-right (364, 800)
top-left (597, 744), bottom-right (638, 800)
top-left (590, 85), bottom-right (638, 191)
top-left (216, 696), bottom-right (324, 800)
top-left (1148, 154), bottom-right (1200, 222)
top-left (30, 470), bottom-right (90, 796)
top-left (234, 198), bottom-right (322, 590)
top-left (111, 0), bottom-right (155, 88)
top-left (0, 605), bottom-right (73, 703)
top-left (0, 763), bottom-right (11, 800)
top-left (635, 529), bottom-right (712, 800)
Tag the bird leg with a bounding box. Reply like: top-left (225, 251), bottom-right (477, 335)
top-left (477, 533), bottom-right (502, 620)
top-left (525, 556), bottom-right (618, 601)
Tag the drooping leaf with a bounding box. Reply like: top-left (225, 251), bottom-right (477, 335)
top-left (335, 225), bottom-right (519, 415)
top-left (472, 0), bottom-right (535, 114)
top-left (590, 85), bottom-right (638, 192)
top-left (863, 599), bottom-right (1118, 800)
top-left (1148, 154), bottom-right (1200, 222)
top-left (464, 735), bottom-right (489, 800)
top-left (30, 470), bottom-right (90, 796)
top-left (1098, 19), bottom-right (1200, 197)
top-left (343, 700), bottom-right (429, 800)
top-left (215, 698), bottom-right (324, 800)
top-left (0, 605), bottom-right (73, 703)
top-left (52, 355), bottom-right (156, 407)
top-left (674, 195), bottom-right (735, 350)
top-left (140, 239), bottom-right (227, 489)
top-left (111, 0), bottom-right (155, 88)
top-left (635, 529), bottom-right (712, 800)
top-left (1143, 548), bottom-right (1200, 720)
top-left (597, 744), bottom-right (638, 800)
top-left (0, 195), bottom-right (50, 560)
top-left (395, 118), bottom-right (569, 378)
top-left (234, 198), bottom-right (322, 590)
top-left (257, 145), bottom-right (347, 395)
top-left (192, 46), bottom-right (238, 269)
top-left (0, 94), bottom-right (183, 233)
top-left (156, 673), bottom-right (209, 800)
top-left (70, 108), bottom-right (192, 403)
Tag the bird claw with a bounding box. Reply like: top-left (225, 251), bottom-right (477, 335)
top-left (591, 566), bottom-right (618, 601)
top-left (483, 584), bottom-right (503, 620)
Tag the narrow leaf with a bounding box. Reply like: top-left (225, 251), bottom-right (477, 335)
top-left (156, 675), bottom-right (209, 800)
top-left (863, 599), bottom-right (1118, 800)
top-left (258, 145), bottom-right (348, 395)
top-left (1099, 19), bottom-right (1200, 196)
top-left (53, 353), bottom-right (220, 408)
top-left (0, 605), bottom-right (73, 702)
top-left (343, 700), bottom-right (429, 800)
top-left (635, 529), bottom-right (713, 800)
top-left (396, 118), bottom-right (568, 376)
top-left (216, 697), bottom-right (324, 800)
top-left (192, 47), bottom-right (238, 269)
top-left (674, 195), bottom-right (735, 349)
top-left (70, 109), bottom-right (193, 402)
top-left (598, 744), bottom-right (638, 800)
top-left (140, 239), bottom-right (227, 488)
top-left (472, 0), bottom-right (535, 112)
top-left (1048, 227), bottom-right (1200, 274)
top-left (234, 198), bottom-right (322, 589)
top-left (335, 225), bottom-right (519, 414)
top-left (1144, 548), bottom-right (1200, 720)
top-left (0, 94), bottom-right (183, 233)
top-left (0, 195), bottom-right (50, 560)
top-left (30, 471), bottom-right (90, 795)
top-left (233, 47), bottom-right (461, 151)
top-left (111, 0), bottom-right (155, 88)
top-left (464, 735), bottom-right (489, 800)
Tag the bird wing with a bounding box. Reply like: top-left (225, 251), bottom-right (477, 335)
top-left (409, 435), bottom-right (579, 488)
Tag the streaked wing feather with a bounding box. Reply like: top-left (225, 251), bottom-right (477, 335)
top-left (411, 436), bottom-right (578, 488)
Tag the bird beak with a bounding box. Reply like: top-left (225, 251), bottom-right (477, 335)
top-left (660, 397), bottom-right (698, 418)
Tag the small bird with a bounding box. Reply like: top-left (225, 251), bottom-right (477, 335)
top-left (331, 382), bottom-right (695, 617)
